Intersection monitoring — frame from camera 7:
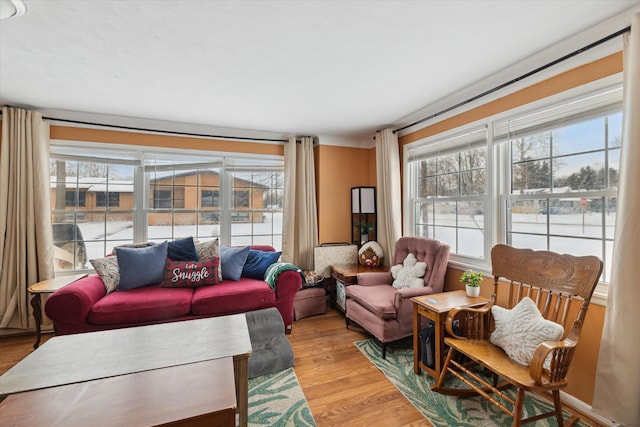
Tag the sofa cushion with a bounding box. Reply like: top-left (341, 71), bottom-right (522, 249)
top-left (220, 245), bottom-right (250, 281)
top-left (88, 286), bottom-right (193, 325)
top-left (346, 285), bottom-right (397, 319)
top-left (116, 241), bottom-right (168, 290)
top-left (161, 257), bottom-right (220, 288)
top-left (195, 238), bottom-right (222, 281)
top-left (242, 249), bottom-right (282, 279)
top-left (90, 255), bottom-right (119, 294)
top-left (167, 237), bottom-right (199, 261)
top-left (192, 278), bottom-right (275, 315)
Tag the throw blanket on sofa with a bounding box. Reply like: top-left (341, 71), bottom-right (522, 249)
top-left (264, 262), bottom-right (306, 291)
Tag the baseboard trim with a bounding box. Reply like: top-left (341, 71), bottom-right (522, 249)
top-left (560, 391), bottom-right (620, 426)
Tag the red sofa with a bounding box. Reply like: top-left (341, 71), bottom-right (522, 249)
top-left (45, 245), bottom-right (302, 335)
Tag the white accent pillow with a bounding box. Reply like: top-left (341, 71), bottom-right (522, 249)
top-left (490, 297), bottom-right (564, 368)
top-left (390, 253), bottom-right (427, 289)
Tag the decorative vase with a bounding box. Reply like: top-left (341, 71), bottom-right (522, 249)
top-left (466, 284), bottom-right (480, 298)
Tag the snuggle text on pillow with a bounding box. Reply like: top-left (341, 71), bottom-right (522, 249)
top-left (171, 264), bottom-right (210, 283)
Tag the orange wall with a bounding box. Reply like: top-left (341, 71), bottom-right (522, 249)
top-left (408, 52), bottom-right (623, 405)
top-left (315, 144), bottom-right (376, 244)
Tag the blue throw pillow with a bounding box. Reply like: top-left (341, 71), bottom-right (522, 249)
top-left (220, 245), bottom-right (250, 281)
top-left (167, 237), bottom-right (199, 261)
top-left (242, 250), bottom-right (282, 279)
top-left (116, 241), bottom-right (168, 290)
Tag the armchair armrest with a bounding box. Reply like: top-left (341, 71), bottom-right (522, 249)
top-left (393, 286), bottom-right (436, 308)
top-left (529, 339), bottom-right (577, 386)
top-left (357, 271), bottom-right (393, 286)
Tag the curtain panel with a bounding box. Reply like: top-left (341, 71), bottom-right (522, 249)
top-left (593, 13), bottom-right (640, 426)
top-left (375, 129), bottom-right (402, 265)
top-left (282, 136), bottom-right (318, 271)
top-left (0, 107), bottom-right (54, 329)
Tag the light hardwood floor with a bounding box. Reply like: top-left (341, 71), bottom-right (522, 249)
top-left (288, 308), bottom-right (430, 426)
top-left (0, 310), bottom-right (430, 426)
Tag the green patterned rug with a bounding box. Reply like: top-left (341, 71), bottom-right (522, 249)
top-left (248, 367), bottom-right (316, 426)
top-left (355, 339), bottom-right (585, 427)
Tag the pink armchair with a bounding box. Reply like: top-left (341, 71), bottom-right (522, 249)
top-left (346, 237), bottom-right (450, 358)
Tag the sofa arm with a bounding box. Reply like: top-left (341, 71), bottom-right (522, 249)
top-left (357, 271), bottom-right (393, 286)
top-left (272, 270), bottom-right (303, 334)
top-left (44, 274), bottom-right (106, 331)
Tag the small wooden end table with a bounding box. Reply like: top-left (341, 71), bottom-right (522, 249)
top-left (330, 263), bottom-right (389, 312)
top-left (27, 273), bottom-right (87, 349)
top-left (411, 290), bottom-right (488, 380)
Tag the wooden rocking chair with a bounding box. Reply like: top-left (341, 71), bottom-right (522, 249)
top-left (433, 244), bottom-right (603, 427)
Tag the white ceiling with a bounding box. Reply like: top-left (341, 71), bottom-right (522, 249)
top-left (0, 0), bottom-right (638, 144)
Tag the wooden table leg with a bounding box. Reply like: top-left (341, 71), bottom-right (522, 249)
top-left (233, 354), bottom-right (249, 427)
top-left (413, 303), bottom-right (421, 375)
top-left (434, 312), bottom-right (444, 379)
top-left (30, 293), bottom-right (42, 349)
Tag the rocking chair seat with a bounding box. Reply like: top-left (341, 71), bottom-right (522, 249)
top-left (443, 337), bottom-right (568, 392)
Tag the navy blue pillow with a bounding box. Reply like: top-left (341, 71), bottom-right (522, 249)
top-left (116, 241), bottom-right (168, 290)
top-left (242, 250), bottom-right (282, 279)
top-left (220, 245), bottom-right (250, 281)
top-left (167, 237), bottom-right (198, 261)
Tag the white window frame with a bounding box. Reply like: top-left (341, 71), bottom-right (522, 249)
top-left (404, 124), bottom-right (492, 267)
top-left (402, 75), bottom-right (623, 305)
top-left (50, 140), bottom-right (284, 272)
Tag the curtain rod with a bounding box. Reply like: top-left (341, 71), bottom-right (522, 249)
top-left (41, 116), bottom-right (291, 143)
top-left (394, 25), bottom-right (631, 135)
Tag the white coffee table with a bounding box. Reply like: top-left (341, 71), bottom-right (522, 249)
top-left (0, 315), bottom-right (252, 427)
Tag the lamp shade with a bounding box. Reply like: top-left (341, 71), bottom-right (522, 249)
top-left (352, 187), bottom-right (375, 214)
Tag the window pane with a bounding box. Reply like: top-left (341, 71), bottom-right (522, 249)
top-left (437, 173), bottom-right (458, 196)
top-left (433, 202), bottom-right (456, 227)
top-left (458, 228), bottom-right (483, 258)
top-left (437, 153), bottom-right (458, 174)
top-left (433, 226), bottom-right (456, 252)
top-left (553, 151), bottom-right (607, 191)
top-left (511, 133), bottom-right (551, 163)
top-left (418, 177), bottom-right (436, 197)
top-left (605, 197), bottom-right (617, 239)
top-left (200, 189), bottom-right (219, 208)
top-left (105, 213), bottom-right (134, 240)
top-left (460, 170), bottom-right (485, 196)
top-left (552, 117), bottom-right (605, 156)
top-left (509, 233), bottom-right (547, 251)
top-left (608, 112), bottom-right (622, 147)
top-left (512, 159), bottom-right (550, 194)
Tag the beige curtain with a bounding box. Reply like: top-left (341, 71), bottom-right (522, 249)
top-left (0, 107), bottom-right (54, 329)
top-left (282, 136), bottom-right (318, 270)
top-left (593, 14), bottom-right (640, 426)
top-left (375, 129), bottom-right (402, 265)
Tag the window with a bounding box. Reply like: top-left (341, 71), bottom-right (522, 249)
top-left (96, 192), bottom-right (120, 207)
top-left (229, 170), bottom-right (284, 247)
top-left (405, 84), bottom-right (622, 285)
top-left (50, 144), bottom-right (284, 272)
top-left (51, 155), bottom-right (136, 270)
top-left (65, 190), bottom-right (86, 207)
top-left (407, 128), bottom-right (488, 259)
top-left (201, 190), bottom-right (219, 207)
top-left (152, 189), bottom-right (173, 209)
top-left (501, 109), bottom-right (620, 283)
